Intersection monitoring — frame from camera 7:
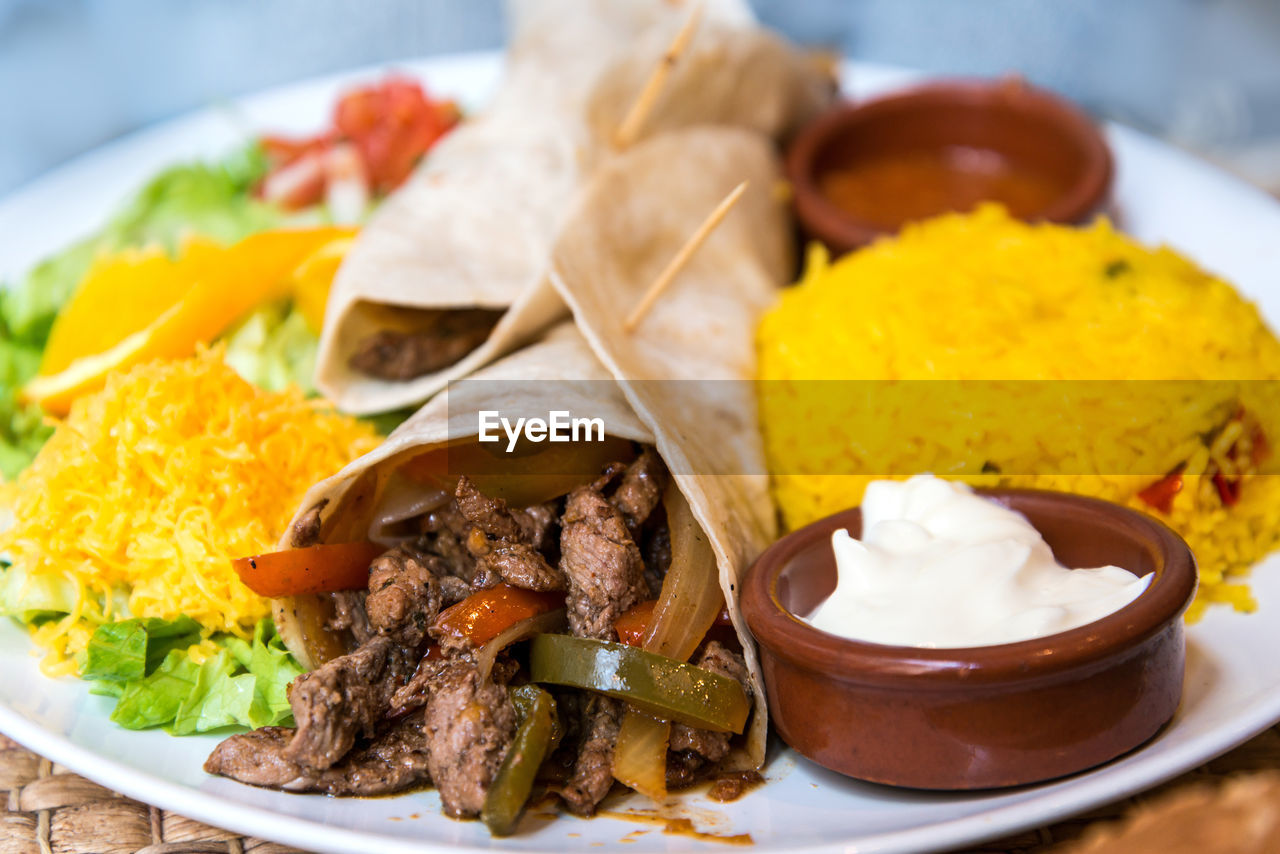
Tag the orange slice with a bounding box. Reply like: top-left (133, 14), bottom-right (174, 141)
top-left (24, 226), bottom-right (357, 415)
top-left (39, 238), bottom-right (221, 377)
top-left (289, 236), bottom-right (355, 334)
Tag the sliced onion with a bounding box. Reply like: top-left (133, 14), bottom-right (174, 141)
top-left (613, 481), bottom-right (723, 799)
top-left (643, 481), bottom-right (723, 661)
top-left (324, 142), bottom-right (369, 225)
top-left (273, 594), bottom-right (349, 671)
top-left (612, 711), bottom-right (672, 803)
top-left (476, 607), bottom-right (566, 682)
top-left (367, 471), bottom-right (449, 547)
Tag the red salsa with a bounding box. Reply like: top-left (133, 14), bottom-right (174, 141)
top-left (818, 146), bottom-right (1069, 232)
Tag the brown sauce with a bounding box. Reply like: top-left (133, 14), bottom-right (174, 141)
top-left (708, 770), bottom-right (765, 803)
top-left (600, 810), bottom-right (755, 846)
top-left (819, 146), bottom-right (1068, 231)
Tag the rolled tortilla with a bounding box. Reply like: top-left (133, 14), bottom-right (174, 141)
top-left (548, 125), bottom-right (790, 768)
top-left (275, 128), bottom-right (789, 772)
top-left (275, 322), bottom-right (653, 665)
top-left (314, 0), bottom-right (830, 415)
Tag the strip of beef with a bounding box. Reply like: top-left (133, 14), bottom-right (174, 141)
top-left (559, 483), bottom-right (647, 640)
top-left (416, 502), bottom-right (480, 584)
top-left (522, 503), bottom-right (558, 551)
top-left (474, 542), bottom-right (565, 592)
top-left (555, 476), bottom-right (649, 814)
top-left (456, 477), bottom-right (564, 591)
top-left (387, 651), bottom-right (452, 718)
top-left (205, 710), bottom-right (432, 796)
top-left (365, 545), bottom-right (446, 647)
top-left (559, 695), bottom-right (623, 816)
top-left (326, 589), bottom-right (373, 644)
top-left (611, 447), bottom-right (667, 535)
top-left (289, 499), bottom-right (327, 548)
top-left (423, 658), bottom-right (517, 818)
top-left (284, 635), bottom-right (414, 771)
top-left (348, 308), bottom-right (505, 380)
top-left (455, 476), bottom-right (554, 544)
top-left (668, 641), bottom-right (752, 767)
top-left (641, 520), bottom-right (671, 600)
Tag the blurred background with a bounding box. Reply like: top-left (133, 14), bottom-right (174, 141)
top-left (3, 0), bottom-right (1280, 196)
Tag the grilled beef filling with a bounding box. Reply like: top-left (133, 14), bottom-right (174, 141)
top-left (348, 308), bottom-right (505, 380)
top-left (206, 448), bottom-right (748, 819)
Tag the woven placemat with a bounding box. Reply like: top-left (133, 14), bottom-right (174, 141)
top-left (1, 726), bottom-right (1277, 853)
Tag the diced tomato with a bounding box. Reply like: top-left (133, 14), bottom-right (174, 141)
top-left (1251, 424), bottom-right (1271, 468)
top-left (1213, 472), bottom-right (1242, 507)
top-left (259, 133), bottom-right (334, 169)
top-left (334, 76), bottom-right (459, 193)
top-left (259, 150), bottom-right (327, 210)
top-left (433, 584), bottom-right (564, 647)
top-left (615, 599), bottom-right (733, 647)
top-left (256, 74), bottom-right (460, 210)
top-left (1137, 467), bottom-right (1185, 515)
top-left (232, 541), bottom-right (385, 597)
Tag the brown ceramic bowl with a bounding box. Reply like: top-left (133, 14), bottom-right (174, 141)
top-left (787, 78), bottom-right (1114, 253)
top-left (741, 488), bottom-right (1196, 790)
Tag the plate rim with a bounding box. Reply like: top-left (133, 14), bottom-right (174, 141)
top-left (1, 50), bottom-right (1279, 854)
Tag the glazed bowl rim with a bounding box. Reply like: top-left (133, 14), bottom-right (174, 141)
top-left (786, 77), bottom-right (1115, 250)
top-left (742, 487), bottom-right (1197, 688)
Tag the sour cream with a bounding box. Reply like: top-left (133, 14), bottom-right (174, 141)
top-left (805, 475), bottom-right (1151, 648)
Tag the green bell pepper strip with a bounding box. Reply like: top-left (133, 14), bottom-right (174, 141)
top-left (482, 685), bottom-right (558, 836)
top-left (528, 634), bottom-right (749, 734)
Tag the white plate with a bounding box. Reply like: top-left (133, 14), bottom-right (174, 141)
top-left (2, 54), bottom-right (1280, 854)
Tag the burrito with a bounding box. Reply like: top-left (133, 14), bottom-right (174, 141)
top-left (204, 130), bottom-right (790, 831)
top-left (314, 0), bottom-right (830, 415)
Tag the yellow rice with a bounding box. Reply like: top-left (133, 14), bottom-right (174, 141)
top-left (757, 205), bottom-right (1280, 618)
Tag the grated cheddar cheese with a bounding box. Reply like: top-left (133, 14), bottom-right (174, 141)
top-left (0, 348), bottom-right (379, 671)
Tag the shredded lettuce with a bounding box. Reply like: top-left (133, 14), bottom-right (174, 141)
top-left (0, 240), bottom-right (100, 350)
top-left (0, 310), bottom-right (54, 479)
top-left (0, 564), bottom-right (81, 623)
top-left (105, 144), bottom-right (278, 251)
top-left (223, 302), bottom-right (319, 395)
top-left (96, 617), bottom-right (302, 733)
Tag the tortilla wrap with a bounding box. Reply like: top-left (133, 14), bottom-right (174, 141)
top-left (315, 0), bottom-right (830, 415)
top-left (275, 128), bottom-right (788, 772)
top-left (547, 125), bottom-right (790, 767)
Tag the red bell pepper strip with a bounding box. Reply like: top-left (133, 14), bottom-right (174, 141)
top-left (432, 584), bottom-right (564, 648)
top-left (614, 599), bottom-right (733, 648)
top-left (1137, 467), bottom-right (1185, 515)
top-left (1212, 472), bottom-right (1242, 507)
top-left (232, 541), bottom-right (384, 597)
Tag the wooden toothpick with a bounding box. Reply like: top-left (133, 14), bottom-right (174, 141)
top-left (612, 1), bottom-right (705, 150)
top-left (623, 181), bottom-right (748, 333)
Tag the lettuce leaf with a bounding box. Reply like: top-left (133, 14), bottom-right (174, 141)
top-left (0, 240), bottom-right (99, 350)
top-left (248, 618), bottom-right (304, 725)
top-left (104, 618), bottom-right (301, 733)
top-left (110, 649), bottom-right (200, 730)
top-left (172, 650), bottom-right (248, 734)
top-left (81, 616), bottom-right (202, 683)
top-left (104, 144), bottom-right (278, 252)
